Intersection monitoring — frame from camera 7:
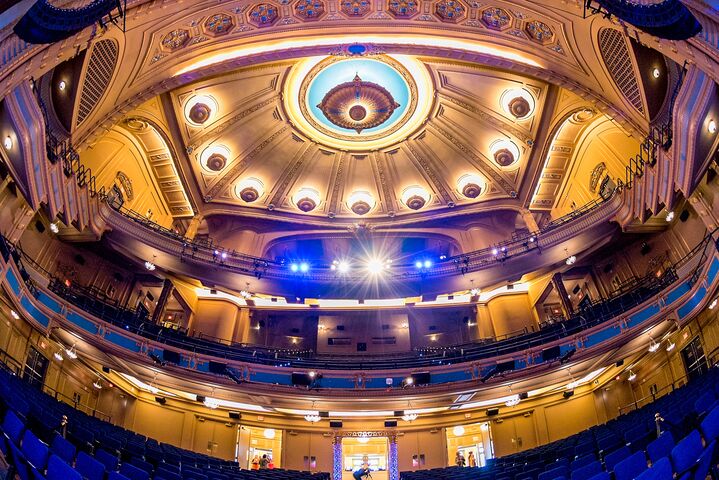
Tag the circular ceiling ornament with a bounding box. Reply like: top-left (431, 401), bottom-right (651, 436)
top-left (294, 187), bottom-right (321, 212)
top-left (457, 174), bottom-right (486, 199)
top-left (489, 139), bottom-right (520, 168)
top-left (184, 95), bottom-right (218, 126)
top-left (200, 145), bottom-right (231, 172)
top-left (236, 178), bottom-right (265, 203)
top-left (317, 74), bottom-right (400, 133)
top-left (500, 88), bottom-right (535, 119)
top-left (284, 54), bottom-right (433, 150)
top-left (347, 191), bottom-right (376, 215)
top-left (401, 186), bottom-right (430, 210)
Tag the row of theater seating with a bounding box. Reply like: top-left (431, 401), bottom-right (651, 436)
top-left (0, 365), bottom-right (329, 480)
top-left (400, 367), bottom-right (719, 480)
top-left (1, 229), bottom-right (679, 372)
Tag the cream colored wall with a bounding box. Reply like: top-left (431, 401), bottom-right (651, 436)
top-left (283, 431), bottom-right (333, 473)
top-left (485, 294), bottom-right (537, 338)
top-left (191, 299), bottom-right (240, 341)
top-left (81, 127), bottom-right (172, 227)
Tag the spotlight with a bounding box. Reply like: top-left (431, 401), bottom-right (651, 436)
top-left (439, 254), bottom-right (447, 260)
top-left (652, 67), bottom-right (660, 78)
top-left (308, 371), bottom-right (316, 378)
top-left (49, 222), bottom-right (60, 233)
top-left (299, 262), bottom-right (309, 273)
top-left (290, 263), bottom-right (299, 273)
top-left (403, 376), bottom-right (414, 387)
top-left (367, 258), bottom-right (386, 275)
top-left (491, 248), bottom-right (499, 255)
top-left (529, 236), bottom-right (536, 243)
top-left (423, 260), bottom-right (432, 269)
top-left (337, 261), bottom-right (350, 273)
top-left (665, 211), bottom-right (675, 222)
top-left (221, 252), bottom-right (227, 260)
top-left (500, 246), bottom-right (506, 253)
top-left (666, 341), bottom-right (676, 352)
top-left (628, 370), bottom-right (637, 382)
top-left (415, 261), bottom-right (423, 269)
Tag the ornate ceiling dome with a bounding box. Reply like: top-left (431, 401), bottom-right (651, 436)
top-left (317, 74), bottom-right (400, 133)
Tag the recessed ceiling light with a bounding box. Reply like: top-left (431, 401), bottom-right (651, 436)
top-left (58, 80), bottom-right (66, 91)
top-left (665, 211), bottom-right (675, 222)
top-left (3, 136), bottom-right (12, 150)
top-left (652, 68), bottom-right (660, 79)
top-left (709, 120), bottom-right (717, 134)
top-left (10, 310), bottom-right (19, 320)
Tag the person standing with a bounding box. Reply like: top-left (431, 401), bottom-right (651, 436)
top-left (259, 454), bottom-right (269, 469)
top-left (467, 451), bottom-right (476, 467)
top-left (251, 455), bottom-right (260, 470)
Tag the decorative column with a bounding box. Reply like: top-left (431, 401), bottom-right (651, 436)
top-left (332, 435), bottom-right (342, 480)
top-left (551, 272), bottom-right (573, 317)
top-left (388, 433), bottom-right (399, 480)
top-left (151, 279), bottom-right (174, 324)
top-left (520, 209), bottom-right (539, 232)
top-left (184, 214), bottom-right (204, 240)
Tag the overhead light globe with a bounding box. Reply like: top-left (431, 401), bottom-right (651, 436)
top-left (453, 425), bottom-right (465, 436)
top-left (402, 413), bottom-right (418, 422)
top-left (200, 145), bottom-right (231, 172)
top-left (236, 177), bottom-right (265, 203)
top-left (263, 428), bottom-right (276, 439)
top-left (347, 191), bottom-right (376, 215)
top-left (304, 413), bottom-right (321, 422)
top-left (184, 95), bottom-right (218, 125)
top-left (457, 174), bottom-right (486, 199)
top-left (490, 139), bottom-right (521, 167)
top-left (505, 395), bottom-right (520, 407)
top-left (3, 136), bottom-right (12, 150)
top-left (500, 88), bottom-right (536, 119)
top-left (358, 436), bottom-right (370, 444)
top-left (709, 119), bottom-right (717, 134)
top-left (401, 186), bottom-right (430, 210)
top-left (566, 255), bottom-right (576, 265)
top-left (294, 187), bottom-right (321, 212)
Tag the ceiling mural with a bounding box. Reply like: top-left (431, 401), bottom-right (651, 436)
top-left (168, 54), bottom-right (557, 224)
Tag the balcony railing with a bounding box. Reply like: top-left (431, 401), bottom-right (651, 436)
top-left (4, 228), bottom-right (714, 372)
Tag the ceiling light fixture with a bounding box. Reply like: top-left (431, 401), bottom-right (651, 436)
top-left (709, 120), bottom-right (717, 134)
top-left (263, 428), bottom-right (276, 440)
top-left (505, 395), bottom-right (520, 407)
top-left (58, 80), bottom-right (66, 91)
top-left (710, 298), bottom-right (718, 310)
top-left (144, 260), bottom-right (156, 271)
top-left (53, 350), bottom-right (64, 361)
top-left (402, 413), bottom-right (418, 422)
top-left (203, 398), bottom-right (220, 409)
top-left (666, 341), bottom-right (676, 352)
top-left (652, 67), bottom-right (661, 78)
top-left (665, 211), bottom-right (675, 222)
top-left (65, 344), bottom-right (78, 359)
top-left (648, 339), bottom-right (660, 353)
top-left (10, 310), bottom-right (19, 320)
top-left (4, 136), bottom-right (12, 149)
top-left (304, 413), bottom-right (322, 422)
top-left (452, 425), bottom-right (465, 436)
top-left (93, 379), bottom-right (102, 390)
top-left (49, 222), bottom-right (60, 233)
top-left (628, 370), bottom-right (637, 382)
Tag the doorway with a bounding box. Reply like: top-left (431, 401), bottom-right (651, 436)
top-left (23, 346), bottom-right (48, 389)
top-left (681, 336), bottom-right (707, 380)
top-left (237, 426), bottom-right (282, 470)
top-left (445, 422), bottom-right (494, 468)
top-left (342, 436), bottom-right (388, 480)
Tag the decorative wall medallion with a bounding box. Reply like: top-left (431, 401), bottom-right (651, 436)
top-left (493, 148), bottom-right (515, 167)
top-left (508, 97), bottom-right (531, 118)
top-left (294, 0), bottom-right (326, 19)
top-left (340, 0), bottom-right (371, 16)
top-left (462, 182), bottom-right (482, 198)
top-left (240, 186), bottom-right (260, 202)
top-left (387, 0), bottom-right (419, 18)
top-left (405, 194), bottom-right (426, 210)
top-left (203, 13), bottom-right (235, 36)
top-left (525, 20), bottom-right (554, 44)
top-left (351, 200), bottom-right (372, 215)
top-left (589, 162), bottom-right (607, 192)
top-left (435, 0), bottom-right (466, 23)
top-left (248, 3), bottom-right (279, 26)
top-left (161, 29), bottom-right (190, 51)
top-left (206, 153), bottom-right (227, 171)
top-left (116, 171), bottom-right (134, 201)
top-left (481, 7), bottom-right (511, 30)
top-left (297, 196), bottom-right (317, 212)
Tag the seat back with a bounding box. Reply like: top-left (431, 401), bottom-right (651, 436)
top-left (119, 462), bottom-right (150, 480)
top-left (604, 446), bottom-right (631, 472)
top-left (46, 454), bottom-right (81, 480)
top-left (95, 448), bottom-right (120, 471)
top-left (700, 405), bottom-right (719, 442)
top-left (21, 429), bottom-right (50, 471)
top-left (570, 460), bottom-right (601, 480)
top-left (647, 432), bottom-right (674, 463)
top-left (76, 451), bottom-right (106, 480)
top-left (50, 434), bottom-right (76, 464)
top-left (671, 430), bottom-right (703, 475)
top-left (613, 451), bottom-right (647, 480)
top-left (635, 457), bottom-right (672, 480)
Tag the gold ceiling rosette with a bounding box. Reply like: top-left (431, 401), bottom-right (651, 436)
top-left (316, 74), bottom-right (400, 133)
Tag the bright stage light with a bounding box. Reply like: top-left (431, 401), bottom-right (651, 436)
top-left (367, 258), bottom-right (386, 275)
top-left (290, 263), bottom-right (299, 273)
top-left (299, 263), bottom-right (309, 273)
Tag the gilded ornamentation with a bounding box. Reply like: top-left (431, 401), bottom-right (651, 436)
top-left (116, 171), bottom-right (134, 201)
top-left (340, 0), bottom-right (371, 17)
top-left (525, 19), bottom-right (554, 44)
top-left (294, 0), bottom-right (326, 19)
top-left (203, 13), bottom-right (234, 36)
top-left (247, 3), bottom-right (279, 26)
top-left (160, 29), bottom-right (190, 51)
top-left (317, 74), bottom-right (400, 133)
top-left (435, 0), bottom-right (466, 23)
top-left (387, 0), bottom-right (419, 18)
top-left (481, 7), bottom-right (511, 30)
top-left (590, 162), bottom-right (607, 192)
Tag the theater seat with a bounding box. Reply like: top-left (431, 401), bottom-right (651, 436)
top-left (613, 451), bottom-right (647, 480)
top-left (635, 457), bottom-right (672, 480)
top-left (76, 451), bottom-right (106, 480)
top-left (671, 430), bottom-right (703, 476)
top-left (46, 455), bottom-right (81, 480)
top-left (647, 432), bottom-right (674, 464)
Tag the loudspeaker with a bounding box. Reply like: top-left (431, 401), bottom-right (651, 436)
top-left (291, 373), bottom-right (312, 386)
top-left (208, 361), bottom-right (227, 375)
top-left (155, 397), bottom-right (166, 405)
top-left (319, 411), bottom-right (329, 418)
top-left (541, 346), bottom-right (561, 362)
top-left (615, 359), bottom-right (624, 367)
top-left (411, 372), bottom-right (431, 385)
top-left (229, 412), bottom-right (241, 420)
top-left (572, 285), bottom-right (581, 294)
top-left (497, 360), bottom-right (515, 372)
top-left (640, 242), bottom-right (651, 256)
top-left (486, 408), bottom-right (499, 416)
top-left (680, 209), bottom-right (690, 222)
top-left (393, 411), bottom-right (405, 417)
top-left (196, 395), bottom-right (206, 403)
top-left (102, 366), bottom-right (111, 373)
top-left (330, 421), bottom-right (343, 428)
top-left (563, 390), bottom-right (575, 399)
top-left (384, 420), bottom-right (398, 428)
top-left (518, 392), bottom-right (529, 400)
top-left (163, 349), bottom-right (181, 364)
top-left (357, 343), bottom-right (367, 352)
top-left (35, 221), bottom-right (45, 233)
